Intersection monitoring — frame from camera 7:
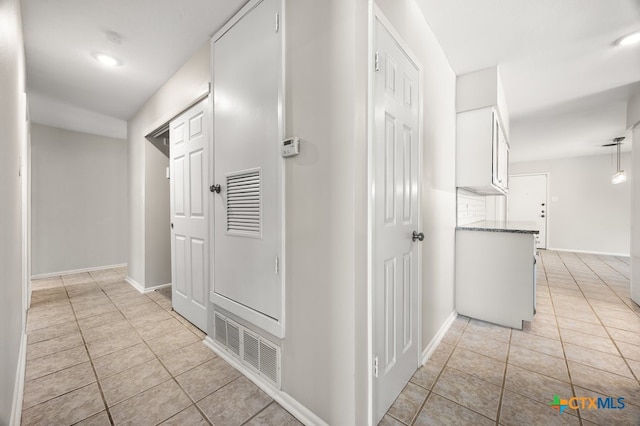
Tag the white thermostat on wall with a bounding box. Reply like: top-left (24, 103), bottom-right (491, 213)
top-left (281, 137), bottom-right (300, 158)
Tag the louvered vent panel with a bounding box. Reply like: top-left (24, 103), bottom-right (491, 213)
top-left (227, 321), bottom-right (240, 356)
top-left (226, 170), bottom-right (261, 235)
top-left (259, 341), bottom-right (278, 384)
top-left (243, 331), bottom-right (260, 370)
top-left (214, 313), bottom-right (227, 345)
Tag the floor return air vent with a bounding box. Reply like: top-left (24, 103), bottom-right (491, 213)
top-left (213, 312), bottom-right (281, 388)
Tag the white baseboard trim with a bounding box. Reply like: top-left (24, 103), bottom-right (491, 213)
top-left (421, 310), bottom-right (457, 365)
top-left (203, 337), bottom-right (328, 426)
top-left (10, 333), bottom-right (27, 426)
top-left (125, 277), bottom-right (171, 294)
top-left (547, 247), bottom-right (630, 258)
top-left (31, 263), bottom-right (127, 280)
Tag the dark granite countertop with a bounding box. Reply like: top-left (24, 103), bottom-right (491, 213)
top-left (456, 220), bottom-right (540, 234)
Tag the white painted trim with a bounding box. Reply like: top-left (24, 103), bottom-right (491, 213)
top-left (546, 247), bottom-right (631, 258)
top-left (31, 263), bottom-right (127, 280)
top-left (9, 333), bottom-right (27, 426)
top-left (125, 277), bottom-right (171, 294)
top-left (211, 293), bottom-right (284, 338)
top-left (420, 310), bottom-right (457, 365)
top-left (203, 337), bottom-right (328, 426)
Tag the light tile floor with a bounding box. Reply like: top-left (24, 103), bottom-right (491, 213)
top-left (381, 250), bottom-right (640, 426)
top-left (23, 251), bottom-right (640, 425)
top-left (22, 267), bottom-right (301, 425)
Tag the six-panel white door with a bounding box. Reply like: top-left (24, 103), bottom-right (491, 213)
top-left (373, 18), bottom-right (422, 424)
top-left (170, 99), bottom-right (209, 331)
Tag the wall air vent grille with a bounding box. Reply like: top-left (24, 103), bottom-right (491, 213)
top-left (211, 310), bottom-right (281, 388)
top-left (214, 313), bottom-right (227, 345)
top-left (226, 169), bottom-right (261, 236)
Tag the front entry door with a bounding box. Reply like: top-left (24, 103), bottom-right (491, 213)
top-left (373, 18), bottom-right (422, 424)
top-left (508, 174), bottom-right (547, 249)
top-left (170, 99), bottom-right (209, 331)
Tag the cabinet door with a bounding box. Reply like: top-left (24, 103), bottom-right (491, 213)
top-left (497, 124), bottom-right (509, 192)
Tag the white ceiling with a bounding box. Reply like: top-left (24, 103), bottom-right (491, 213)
top-left (22, 0), bottom-right (246, 138)
top-left (22, 0), bottom-right (640, 161)
top-left (416, 0), bottom-right (640, 161)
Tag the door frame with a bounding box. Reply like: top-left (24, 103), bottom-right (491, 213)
top-left (367, 6), bottom-right (424, 424)
top-left (508, 172), bottom-right (549, 249)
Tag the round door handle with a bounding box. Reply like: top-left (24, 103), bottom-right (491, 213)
top-left (210, 184), bottom-right (221, 193)
top-left (412, 231), bottom-right (424, 242)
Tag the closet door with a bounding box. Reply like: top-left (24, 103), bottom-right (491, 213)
top-left (211, 0), bottom-right (283, 337)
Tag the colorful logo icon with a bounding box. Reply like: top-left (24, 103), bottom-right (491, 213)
top-left (549, 395), bottom-right (568, 413)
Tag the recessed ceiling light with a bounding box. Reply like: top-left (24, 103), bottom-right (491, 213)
top-left (615, 31), bottom-right (640, 46)
top-left (93, 52), bottom-right (122, 67)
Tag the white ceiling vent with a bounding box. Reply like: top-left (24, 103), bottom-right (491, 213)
top-left (226, 169), bottom-right (261, 237)
top-left (212, 309), bottom-right (281, 388)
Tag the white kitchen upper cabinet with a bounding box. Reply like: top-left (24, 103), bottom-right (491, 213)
top-left (456, 107), bottom-right (509, 195)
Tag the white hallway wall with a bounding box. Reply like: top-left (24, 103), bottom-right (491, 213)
top-left (511, 153), bottom-right (632, 256)
top-left (31, 124), bottom-right (128, 276)
top-left (128, 42), bottom-right (210, 289)
top-left (628, 94), bottom-right (639, 304)
top-left (0, 0), bottom-right (27, 422)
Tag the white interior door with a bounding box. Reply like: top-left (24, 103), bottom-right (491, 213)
top-left (373, 18), bottom-right (421, 424)
top-left (508, 174), bottom-right (547, 249)
top-left (170, 99), bottom-right (209, 331)
top-left (212, 0), bottom-right (283, 337)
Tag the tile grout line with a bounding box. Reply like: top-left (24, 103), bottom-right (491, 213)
top-left (64, 276), bottom-right (116, 426)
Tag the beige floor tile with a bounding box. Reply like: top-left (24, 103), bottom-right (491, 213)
top-left (508, 345), bottom-right (569, 382)
top-left (101, 358), bottom-right (171, 406)
top-left (616, 342), bottom-right (640, 361)
top-left (62, 272), bottom-right (94, 285)
top-left (81, 318), bottom-right (136, 343)
top-left (510, 330), bottom-right (564, 359)
top-left (563, 343), bottom-right (633, 378)
top-left (146, 327), bottom-right (200, 355)
top-left (426, 342), bottom-right (455, 366)
top-left (73, 410), bottom-right (112, 426)
top-left (27, 305), bottom-right (76, 332)
top-left (504, 364), bottom-right (572, 405)
top-left (25, 344), bottom-right (89, 381)
top-left (626, 358), bottom-right (640, 379)
top-left (76, 309), bottom-right (125, 331)
top-left (409, 362), bottom-right (443, 390)
top-left (86, 329), bottom-right (143, 359)
top-left (557, 316), bottom-right (609, 337)
top-left (27, 319), bottom-right (78, 345)
top-left (72, 300), bottom-right (118, 320)
top-left (447, 347), bottom-right (506, 386)
top-left (21, 383), bottom-right (104, 426)
top-left (89, 269), bottom-right (122, 284)
top-left (378, 414), bottom-right (405, 425)
top-left (109, 291), bottom-right (154, 308)
top-left (135, 317), bottom-right (184, 341)
top-left (119, 300), bottom-right (167, 319)
top-left (158, 341), bottom-right (216, 376)
top-left (386, 382), bottom-right (429, 424)
top-left (432, 367), bottom-right (501, 420)
top-left (457, 330), bottom-right (509, 361)
top-left (22, 362), bottom-right (96, 409)
top-left (559, 328), bottom-right (619, 355)
top-left (128, 310), bottom-right (174, 328)
top-left (568, 361), bottom-right (640, 403)
top-left (31, 277), bottom-right (65, 290)
top-left (197, 376), bottom-right (272, 425)
top-left (600, 315), bottom-right (640, 332)
top-left (26, 332), bottom-right (84, 361)
top-left (244, 402), bottom-right (303, 426)
top-left (499, 390), bottom-right (579, 425)
top-left (607, 326), bottom-right (640, 347)
top-left (92, 342), bottom-right (156, 379)
top-left (159, 405), bottom-right (209, 426)
top-left (109, 379), bottom-right (191, 425)
top-left (414, 393), bottom-right (494, 426)
top-left (520, 320), bottom-right (560, 341)
top-left (175, 356), bottom-right (241, 402)
top-left (466, 319), bottom-right (512, 343)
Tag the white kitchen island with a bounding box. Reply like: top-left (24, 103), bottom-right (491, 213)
top-left (455, 221), bottom-right (539, 329)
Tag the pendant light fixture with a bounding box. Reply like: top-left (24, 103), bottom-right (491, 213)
top-left (611, 137), bottom-right (626, 185)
